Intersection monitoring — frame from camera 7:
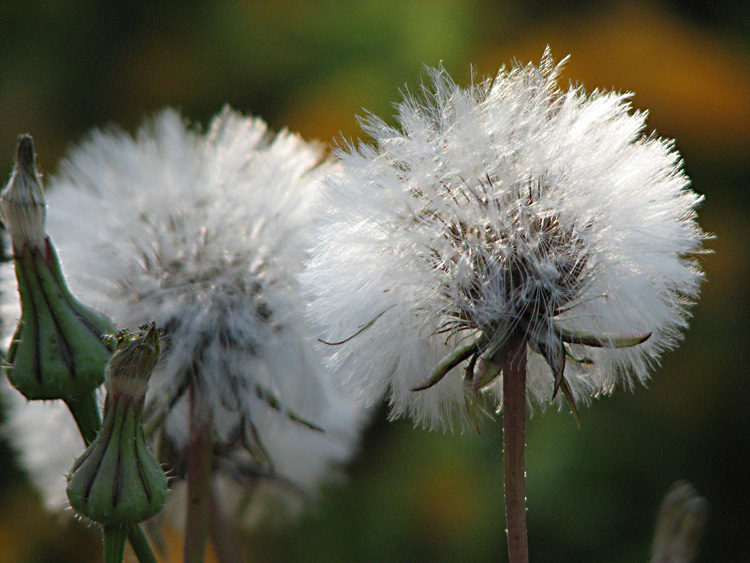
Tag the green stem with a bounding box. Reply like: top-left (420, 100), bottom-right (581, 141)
top-left (503, 335), bottom-right (529, 563)
top-left (127, 525), bottom-right (159, 563)
top-left (103, 525), bottom-right (128, 563)
top-left (184, 380), bottom-right (213, 563)
top-left (65, 392), bottom-right (102, 446)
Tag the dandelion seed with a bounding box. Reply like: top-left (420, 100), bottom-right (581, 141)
top-left (303, 49), bottom-right (705, 429)
top-left (2, 107), bottom-right (364, 520)
top-left (303, 49), bottom-right (705, 563)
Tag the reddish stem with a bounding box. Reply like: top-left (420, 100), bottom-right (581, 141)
top-left (503, 336), bottom-right (529, 563)
top-left (184, 381), bottom-right (213, 563)
top-left (209, 484), bottom-right (244, 563)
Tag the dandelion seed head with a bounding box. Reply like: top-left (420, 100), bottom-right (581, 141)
top-left (2, 107), bottom-right (364, 516)
top-left (303, 50), bottom-right (705, 430)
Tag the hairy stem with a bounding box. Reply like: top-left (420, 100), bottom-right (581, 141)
top-left (184, 380), bottom-right (213, 563)
top-left (503, 336), bottom-right (529, 563)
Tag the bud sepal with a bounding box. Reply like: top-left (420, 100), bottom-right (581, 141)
top-left (66, 324), bottom-right (167, 526)
top-left (66, 392), bottom-right (167, 525)
top-left (5, 239), bottom-right (115, 399)
top-left (2, 136), bottom-right (115, 400)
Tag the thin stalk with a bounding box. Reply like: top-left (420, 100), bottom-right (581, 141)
top-left (184, 380), bottom-right (213, 563)
top-left (127, 525), bottom-right (159, 563)
top-left (503, 336), bottom-right (529, 563)
top-left (103, 525), bottom-right (128, 563)
top-left (65, 392), bottom-right (102, 446)
top-left (209, 484), bottom-right (244, 563)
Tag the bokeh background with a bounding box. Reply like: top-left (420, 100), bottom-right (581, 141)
top-left (1, 1), bottom-right (748, 562)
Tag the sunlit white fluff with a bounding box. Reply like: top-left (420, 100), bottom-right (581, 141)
top-left (2, 390), bottom-right (83, 509)
top-left (302, 51), bottom-right (705, 430)
top-left (2, 107), bottom-right (363, 516)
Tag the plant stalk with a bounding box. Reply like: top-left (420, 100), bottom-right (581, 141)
top-left (209, 484), bottom-right (244, 563)
top-left (503, 336), bottom-right (529, 563)
top-left (184, 379), bottom-right (213, 563)
top-left (65, 392), bottom-right (102, 446)
top-left (103, 525), bottom-right (128, 563)
top-left (127, 525), bottom-right (159, 563)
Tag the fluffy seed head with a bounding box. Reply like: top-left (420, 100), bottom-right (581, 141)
top-left (303, 50), bottom-right (705, 430)
top-left (2, 107), bottom-right (363, 515)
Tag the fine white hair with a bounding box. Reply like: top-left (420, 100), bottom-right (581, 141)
top-left (2, 107), bottom-right (365, 518)
top-left (302, 50), bottom-right (705, 430)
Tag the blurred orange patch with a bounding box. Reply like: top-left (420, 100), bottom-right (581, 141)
top-left (150, 520), bottom-right (220, 563)
top-left (478, 1), bottom-right (750, 161)
top-left (413, 459), bottom-right (484, 544)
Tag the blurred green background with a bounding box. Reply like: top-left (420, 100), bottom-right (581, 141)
top-left (1, 1), bottom-right (748, 562)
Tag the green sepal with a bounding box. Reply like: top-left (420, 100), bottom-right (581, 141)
top-left (553, 324), bottom-right (651, 348)
top-left (4, 240), bottom-right (115, 400)
top-left (411, 332), bottom-right (489, 392)
top-left (535, 337), bottom-right (566, 399)
top-left (42, 240), bottom-right (115, 336)
top-left (463, 383), bottom-right (482, 434)
top-left (67, 394), bottom-right (167, 526)
top-left (255, 383), bottom-right (324, 432)
top-left (471, 337), bottom-right (511, 392)
top-left (563, 343), bottom-right (593, 365)
top-left (557, 376), bottom-right (580, 427)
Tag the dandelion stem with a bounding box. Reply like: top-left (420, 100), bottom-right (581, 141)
top-left (209, 483), bottom-right (244, 563)
top-left (126, 525), bottom-right (159, 563)
top-left (65, 392), bottom-right (102, 446)
top-left (184, 379), bottom-right (213, 563)
top-left (103, 525), bottom-right (127, 563)
top-left (503, 335), bottom-right (529, 563)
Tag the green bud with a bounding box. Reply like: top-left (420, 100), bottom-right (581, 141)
top-left (104, 323), bottom-right (160, 402)
top-left (2, 136), bottom-right (115, 400)
top-left (66, 394), bottom-right (167, 525)
top-left (66, 324), bottom-right (167, 526)
top-left (1, 135), bottom-right (46, 251)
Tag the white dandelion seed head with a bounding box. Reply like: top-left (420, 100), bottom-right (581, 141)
top-left (303, 49), bottom-right (705, 430)
top-left (1, 386), bottom-right (85, 510)
top-left (1, 106), bottom-right (364, 517)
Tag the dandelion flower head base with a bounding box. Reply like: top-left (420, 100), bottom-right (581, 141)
top-left (304, 49), bottom-right (704, 429)
top-left (409, 174), bottom-right (641, 413)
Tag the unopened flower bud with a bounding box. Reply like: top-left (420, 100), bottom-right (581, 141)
top-left (66, 323), bottom-right (167, 526)
top-left (1, 135), bottom-right (46, 252)
top-left (2, 135), bottom-right (115, 400)
top-left (104, 323), bottom-right (160, 402)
